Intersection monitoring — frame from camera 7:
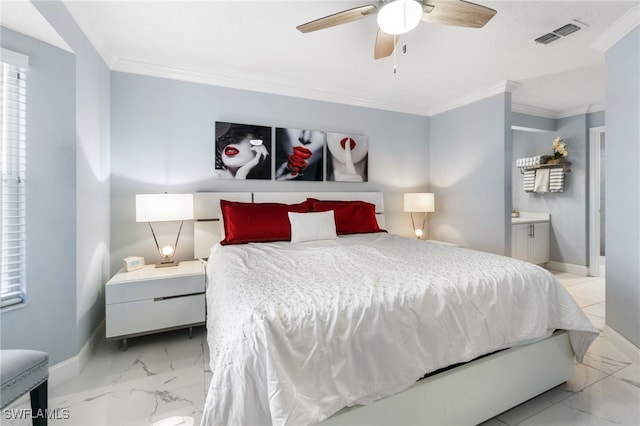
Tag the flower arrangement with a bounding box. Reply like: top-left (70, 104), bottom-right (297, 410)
top-left (552, 137), bottom-right (568, 161)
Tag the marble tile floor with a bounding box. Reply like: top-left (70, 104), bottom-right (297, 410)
top-left (4, 268), bottom-right (639, 426)
top-left (481, 267), bottom-right (640, 426)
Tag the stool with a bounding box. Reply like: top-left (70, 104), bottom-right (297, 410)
top-left (1, 350), bottom-right (49, 426)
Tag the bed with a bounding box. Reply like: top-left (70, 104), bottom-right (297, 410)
top-left (194, 191), bottom-right (598, 426)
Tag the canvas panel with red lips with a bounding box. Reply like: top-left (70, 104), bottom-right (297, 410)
top-left (275, 128), bottom-right (325, 181)
top-left (326, 132), bottom-right (368, 182)
top-left (215, 122), bottom-right (272, 180)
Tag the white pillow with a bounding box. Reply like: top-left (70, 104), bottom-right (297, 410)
top-left (288, 211), bottom-right (338, 243)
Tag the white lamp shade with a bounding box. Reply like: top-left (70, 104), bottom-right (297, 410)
top-left (404, 193), bottom-right (435, 213)
top-left (377, 0), bottom-right (423, 35)
top-left (136, 193), bottom-right (194, 222)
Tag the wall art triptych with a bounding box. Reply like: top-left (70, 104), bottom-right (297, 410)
top-left (214, 121), bottom-right (368, 182)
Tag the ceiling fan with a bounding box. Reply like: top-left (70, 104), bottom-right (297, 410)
top-left (297, 0), bottom-right (497, 60)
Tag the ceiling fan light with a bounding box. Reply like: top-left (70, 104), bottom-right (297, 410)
top-left (377, 0), bottom-right (423, 35)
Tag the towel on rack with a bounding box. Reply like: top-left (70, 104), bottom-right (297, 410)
top-left (549, 168), bottom-right (564, 192)
top-left (523, 169), bottom-right (536, 192)
top-left (534, 168), bottom-right (550, 193)
top-left (516, 156), bottom-right (544, 168)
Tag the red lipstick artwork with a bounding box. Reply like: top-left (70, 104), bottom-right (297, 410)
top-left (275, 128), bottom-right (325, 181)
top-left (215, 121), bottom-right (272, 180)
top-left (326, 132), bottom-right (368, 182)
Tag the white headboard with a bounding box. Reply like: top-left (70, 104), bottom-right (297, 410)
top-left (193, 191), bottom-right (385, 259)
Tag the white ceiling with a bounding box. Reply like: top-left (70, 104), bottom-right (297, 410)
top-left (2, 1), bottom-right (637, 117)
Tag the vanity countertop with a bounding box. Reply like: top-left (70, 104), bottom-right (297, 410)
top-left (512, 212), bottom-right (550, 224)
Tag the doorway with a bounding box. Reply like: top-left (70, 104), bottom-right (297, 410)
top-left (589, 126), bottom-right (605, 276)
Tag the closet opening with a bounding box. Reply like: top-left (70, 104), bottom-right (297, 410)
top-left (589, 126), bottom-right (605, 277)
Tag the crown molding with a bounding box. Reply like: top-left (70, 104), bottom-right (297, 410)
top-left (512, 103), bottom-right (605, 120)
top-left (591, 5), bottom-right (640, 52)
top-left (111, 57), bottom-right (431, 117)
top-left (428, 80), bottom-right (521, 116)
top-left (587, 103), bottom-right (605, 114)
top-left (511, 103), bottom-right (557, 119)
top-left (103, 50), bottom-right (119, 70)
top-left (504, 80), bottom-right (523, 93)
top-left (556, 104), bottom-right (605, 119)
top-left (112, 55), bottom-right (588, 121)
top-left (112, 57), bottom-right (528, 118)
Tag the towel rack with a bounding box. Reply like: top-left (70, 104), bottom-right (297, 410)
top-left (518, 161), bottom-right (571, 174)
top-left (520, 162), bottom-right (570, 193)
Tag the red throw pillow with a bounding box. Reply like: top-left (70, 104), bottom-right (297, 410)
top-left (307, 198), bottom-right (382, 235)
top-left (220, 200), bottom-right (310, 245)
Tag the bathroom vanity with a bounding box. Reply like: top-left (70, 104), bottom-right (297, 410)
top-left (512, 213), bottom-right (550, 265)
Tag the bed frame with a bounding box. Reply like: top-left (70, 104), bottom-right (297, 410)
top-left (193, 191), bottom-right (575, 425)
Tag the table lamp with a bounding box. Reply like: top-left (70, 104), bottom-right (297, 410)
top-left (403, 193), bottom-right (435, 239)
top-left (136, 193), bottom-right (194, 267)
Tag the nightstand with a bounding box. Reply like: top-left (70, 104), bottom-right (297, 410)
top-left (105, 260), bottom-right (205, 350)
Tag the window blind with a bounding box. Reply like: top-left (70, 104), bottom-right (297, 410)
top-left (1, 52), bottom-right (27, 309)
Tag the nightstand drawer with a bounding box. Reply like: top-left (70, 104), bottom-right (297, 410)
top-left (106, 292), bottom-right (205, 338)
top-left (106, 272), bottom-right (204, 304)
top-left (105, 260), bottom-right (206, 346)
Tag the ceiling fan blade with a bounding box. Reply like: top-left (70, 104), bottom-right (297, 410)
top-left (297, 4), bottom-right (377, 33)
top-left (374, 30), bottom-right (398, 60)
top-left (422, 0), bottom-right (497, 28)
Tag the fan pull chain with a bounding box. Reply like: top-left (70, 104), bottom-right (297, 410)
top-left (393, 34), bottom-right (397, 74)
top-left (396, 0), bottom-right (406, 74)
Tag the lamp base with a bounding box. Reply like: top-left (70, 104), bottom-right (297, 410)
top-left (155, 261), bottom-right (178, 268)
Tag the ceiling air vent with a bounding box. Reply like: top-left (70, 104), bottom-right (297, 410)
top-left (553, 23), bottom-right (581, 37)
top-left (535, 33), bottom-right (560, 45)
top-left (534, 22), bottom-right (582, 45)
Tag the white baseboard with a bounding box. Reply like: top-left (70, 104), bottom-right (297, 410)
top-left (6, 322), bottom-right (105, 409)
top-left (545, 261), bottom-right (589, 276)
top-left (603, 325), bottom-right (640, 365)
top-left (48, 321), bottom-right (105, 388)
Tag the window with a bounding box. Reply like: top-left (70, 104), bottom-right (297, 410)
top-left (1, 49), bottom-right (28, 309)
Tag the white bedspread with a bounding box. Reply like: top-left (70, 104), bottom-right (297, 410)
top-left (202, 233), bottom-right (597, 426)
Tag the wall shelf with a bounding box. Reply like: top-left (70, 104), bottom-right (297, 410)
top-left (518, 161), bottom-right (571, 174)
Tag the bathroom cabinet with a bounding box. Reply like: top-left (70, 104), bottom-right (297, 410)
top-left (512, 221), bottom-right (550, 264)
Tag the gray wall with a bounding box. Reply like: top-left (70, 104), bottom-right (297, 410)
top-left (604, 26), bottom-right (639, 348)
top-left (512, 112), bottom-right (556, 132)
top-left (511, 114), bottom-right (592, 267)
top-left (428, 93), bottom-right (512, 255)
top-left (110, 72), bottom-right (429, 274)
top-left (32, 0), bottom-right (111, 358)
top-left (0, 28), bottom-right (78, 363)
top-left (0, 1), bottom-right (110, 364)
top-left (588, 110), bottom-right (605, 129)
